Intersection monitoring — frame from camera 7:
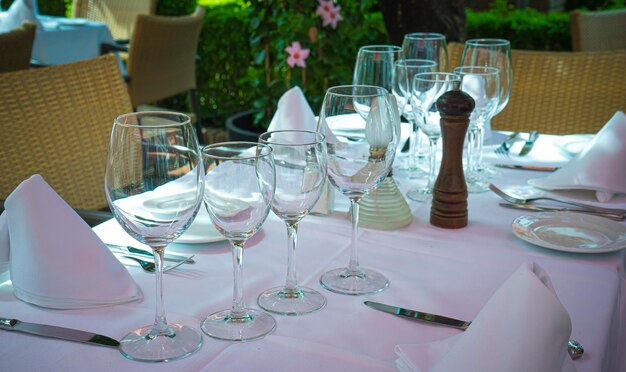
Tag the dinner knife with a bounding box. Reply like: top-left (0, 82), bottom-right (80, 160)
top-left (518, 130), bottom-right (539, 156)
top-left (499, 203), bottom-right (626, 221)
top-left (364, 301), bottom-right (471, 330)
top-left (106, 243), bottom-right (195, 264)
top-left (0, 317), bottom-right (120, 348)
top-left (494, 164), bottom-right (559, 172)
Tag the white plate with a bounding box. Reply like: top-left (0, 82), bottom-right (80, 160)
top-left (57, 18), bottom-right (88, 26)
top-left (553, 134), bottom-right (594, 158)
top-left (512, 212), bottom-right (626, 254)
top-left (176, 207), bottom-right (226, 244)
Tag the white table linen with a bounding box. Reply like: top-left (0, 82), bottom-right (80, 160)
top-left (1, 133), bottom-right (625, 371)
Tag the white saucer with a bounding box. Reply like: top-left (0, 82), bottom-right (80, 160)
top-left (512, 212), bottom-right (626, 254)
top-left (176, 207), bottom-right (226, 244)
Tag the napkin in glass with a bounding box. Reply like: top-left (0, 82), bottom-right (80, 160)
top-left (529, 111), bottom-right (626, 202)
top-left (0, 174), bottom-right (142, 309)
top-left (0, 0), bottom-right (42, 33)
top-left (395, 262), bottom-right (576, 372)
top-left (268, 86), bottom-right (334, 214)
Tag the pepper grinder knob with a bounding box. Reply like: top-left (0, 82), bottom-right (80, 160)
top-left (430, 85), bottom-right (475, 228)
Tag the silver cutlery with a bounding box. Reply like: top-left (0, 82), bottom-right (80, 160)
top-left (364, 301), bottom-right (584, 360)
top-left (116, 255), bottom-right (192, 273)
top-left (0, 317), bottom-right (119, 348)
top-left (489, 183), bottom-right (626, 215)
top-left (494, 164), bottom-right (559, 172)
top-left (518, 130), bottom-right (539, 156)
top-left (106, 243), bottom-right (195, 264)
top-left (499, 203), bottom-right (626, 221)
top-left (494, 132), bottom-right (519, 158)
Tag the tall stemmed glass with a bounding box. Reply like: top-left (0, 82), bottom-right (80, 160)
top-left (453, 66), bottom-right (500, 193)
top-left (105, 112), bottom-right (204, 362)
top-left (317, 85), bottom-right (398, 295)
top-left (460, 39), bottom-right (512, 175)
top-left (257, 130), bottom-right (327, 315)
top-left (402, 32), bottom-right (449, 72)
top-left (200, 142), bottom-right (276, 341)
top-left (392, 59), bottom-right (438, 177)
top-left (406, 72), bottom-right (461, 202)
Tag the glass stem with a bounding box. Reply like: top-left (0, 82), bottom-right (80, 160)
top-left (408, 119), bottom-right (419, 171)
top-left (284, 221), bottom-right (299, 292)
top-left (476, 122), bottom-right (485, 171)
top-left (230, 239), bottom-right (246, 319)
top-left (151, 246), bottom-right (170, 336)
top-left (347, 199), bottom-right (361, 274)
top-left (467, 124), bottom-right (481, 181)
top-left (426, 137), bottom-right (438, 190)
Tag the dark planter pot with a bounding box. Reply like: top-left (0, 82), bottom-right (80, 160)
top-left (225, 110), bottom-right (264, 142)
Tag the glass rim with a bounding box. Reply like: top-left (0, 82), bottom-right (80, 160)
top-left (202, 141), bottom-right (273, 160)
top-left (465, 38), bottom-right (510, 47)
top-left (413, 72), bottom-right (461, 82)
top-left (358, 45), bottom-right (403, 53)
top-left (403, 32), bottom-right (446, 41)
top-left (114, 111), bottom-right (191, 128)
top-left (453, 66), bottom-right (500, 75)
top-left (395, 58), bottom-right (438, 67)
top-left (259, 130), bottom-right (325, 146)
top-left (325, 84), bottom-right (389, 98)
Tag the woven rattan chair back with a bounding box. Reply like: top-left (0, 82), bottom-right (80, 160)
top-left (571, 9), bottom-right (626, 52)
top-left (0, 21), bottom-right (36, 73)
top-left (0, 54), bottom-right (133, 210)
top-left (71, 0), bottom-right (155, 41)
top-left (447, 41), bottom-right (464, 72)
top-left (126, 6), bottom-right (205, 108)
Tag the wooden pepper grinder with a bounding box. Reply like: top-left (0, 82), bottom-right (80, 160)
top-left (430, 85), bottom-right (475, 228)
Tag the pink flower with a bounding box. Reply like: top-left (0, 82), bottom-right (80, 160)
top-left (285, 41), bottom-right (310, 68)
top-left (316, 0), bottom-right (343, 29)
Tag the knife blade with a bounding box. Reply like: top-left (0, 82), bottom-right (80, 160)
top-left (0, 317), bottom-right (120, 347)
top-left (364, 301), bottom-right (471, 330)
top-left (518, 130), bottom-right (539, 156)
top-left (494, 164), bottom-right (559, 172)
top-left (499, 203), bottom-right (625, 221)
top-left (106, 243), bottom-right (195, 264)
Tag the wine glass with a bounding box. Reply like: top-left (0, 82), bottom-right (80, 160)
top-left (353, 45), bottom-right (403, 91)
top-left (406, 72), bottom-right (461, 202)
top-left (200, 142), bottom-right (276, 341)
top-left (392, 58), bottom-right (438, 177)
top-left (317, 85), bottom-right (398, 295)
top-left (105, 111), bottom-right (204, 362)
top-left (257, 130), bottom-right (327, 315)
top-left (453, 66), bottom-right (500, 193)
top-left (402, 32), bottom-right (449, 73)
top-left (460, 38), bottom-right (512, 175)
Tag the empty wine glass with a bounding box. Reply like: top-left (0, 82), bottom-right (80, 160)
top-left (453, 66), bottom-right (500, 193)
top-left (353, 45), bottom-right (403, 91)
top-left (317, 85), bottom-right (398, 295)
top-left (105, 111), bottom-right (204, 362)
top-left (406, 72), bottom-right (461, 202)
top-left (257, 130), bottom-right (327, 315)
top-left (200, 142), bottom-right (276, 341)
top-left (402, 32), bottom-right (449, 73)
top-left (392, 59), bottom-right (438, 177)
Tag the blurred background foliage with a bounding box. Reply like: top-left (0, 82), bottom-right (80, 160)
top-left (6, 0), bottom-right (624, 130)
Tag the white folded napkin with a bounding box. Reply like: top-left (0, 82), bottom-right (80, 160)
top-left (0, 175), bottom-right (142, 309)
top-left (0, 0), bottom-right (42, 33)
top-left (529, 111), bottom-right (626, 202)
top-left (395, 262), bottom-right (576, 372)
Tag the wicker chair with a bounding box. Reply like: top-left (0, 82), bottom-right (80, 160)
top-left (570, 9), bottom-right (626, 52)
top-left (0, 21), bottom-right (36, 73)
top-left (447, 41), bottom-right (464, 72)
top-left (71, 0), bottom-right (155, 43)
top-left (125, 6), bottom-right (206, 139)
top-left (0, 54), bottom-right (133, 210)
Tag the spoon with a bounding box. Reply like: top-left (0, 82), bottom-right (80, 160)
top-left (117, 255), bottom-right (192, 273)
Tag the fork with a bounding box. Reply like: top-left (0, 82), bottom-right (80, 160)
top-left (489, 183), bottom-right (626, 215)
top-left (494, 132), bottom-right (519, 158)
top-left (117, 255), bottom-right (193, 273)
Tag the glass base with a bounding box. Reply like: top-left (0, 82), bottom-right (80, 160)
top-left (320, 267), bottom-right (389, 295)
top-left (119, 323), bottom-right (202, 362)
top-left (406, 188), bottom-right (432, 203)
top-left (467, 179), bottom-right (490, 193)
top-left (257, 286), bottom-right (327, 315)
top-left (201, 308), bottom-right (276, 341)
